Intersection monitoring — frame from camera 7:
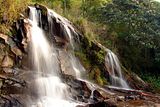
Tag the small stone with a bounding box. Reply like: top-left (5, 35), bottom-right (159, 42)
top-left (117, 96), bottom-right (125, 101)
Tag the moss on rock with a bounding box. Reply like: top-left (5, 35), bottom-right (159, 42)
top-left (76, 33), bottom-right (109, 86)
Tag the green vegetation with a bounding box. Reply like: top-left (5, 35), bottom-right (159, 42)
top-left (0, 0), bottom-right (31, 34)
top-left (94, 0), bottom-right (160, 89)
top-left (95, 0), bottom-right (160, 75)
top-left (141, 73), bottom-right (160, 90)
top-left (75, 44), bottom-right (107, 86)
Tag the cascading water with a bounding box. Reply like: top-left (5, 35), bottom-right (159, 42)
top-left (47, 9), bottom-right (85, 78)
top-left (28, 6), bottom-right (78, 107)
top-left (105, 49), bottom-right (130, 89)
top-left (27, 5), bottom-right (130, 107)
top-left (47, 7), bottom-right (129, 90)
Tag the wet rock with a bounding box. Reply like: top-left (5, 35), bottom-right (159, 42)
top-left (117, 96), bottom-right (125, 101)
top-left (0, 33), bottom-right (9, 44)
top-left (91, 90), bottom-right (105, 101)
top-left (0, 95), bottom-right (23, 107)
top-left (59, 51), bottom-right (75, 76)
top-left (125, 95), bottom-right (143, 101)
top-left (104, 98), bottom-right (117, 107)
top-left (0, 34), bottom-right (18, 49)
top-left (1, 55), bottom-right (14, 68)
top-left (62, 75), bottom-right (97, 102)
top-left (77, 101), bottom-right (117, 107)
top-left (23, 19), bottom-right (31, 43)
top-left (13, 18), bottom-right (29, 53)
top-left (62, 74), bottom-right (115, 104)
top-left (2, 68), bottom-right (13, 74)
top-left (11, 46), bottom-right (22, 56)
top-left (2, 68), bottom-right (19, 75)
top-left (35, 4), bottom-right (48, 31)
top-left (59, 50), bottom-right (80, 77)
top-left (8, 37), bottom-right (16, 48)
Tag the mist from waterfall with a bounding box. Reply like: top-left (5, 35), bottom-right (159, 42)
top-left (105, 49), bottom-right (130, 89)
top-left (28, 6), bottom-right (78, 107)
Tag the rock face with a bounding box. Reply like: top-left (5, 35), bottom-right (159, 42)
top-left (11, 46), bottom-right (22, 56)
top-left (0, 19), bottom-right (28, 106)
top-left (0, 95), bottom-right (22, 107)
top-left (1, 55), bottom-right (14, 68)
top-left (59, 50), bottom-right (77, 76)
top-left (0, 34), bottom-right (9, 44)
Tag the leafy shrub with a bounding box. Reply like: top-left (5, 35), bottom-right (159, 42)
top-left (0, 0), bottom-right (30, 34)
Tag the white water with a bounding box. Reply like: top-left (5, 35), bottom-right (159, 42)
top-left (29, 7), bottom-right (78, 107)
top-left (105, 49), bottom-right (130, 89)
top-left (47, 9), bottom-right (85, 78)
top-left (47, 7), bottom-right (129, 89)
top-left (28, 6), bottom-right (130, 107)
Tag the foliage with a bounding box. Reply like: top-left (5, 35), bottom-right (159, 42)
top-left (81, 0), bottom-right (111, 17)
top-left (75, 49), bottom-right (107, 86)
top-left (93, 0), bottom-right (160, 75)
top-left (141, 73), bottom-right (160, 90)
top-left (32, 0), bottom-right (72, 15)
top-left (88, 66), bottom-right (105, 86)
top-left (96, 50), bottom-right (106, 64)
top-left (0, 0), bottom-right (31, 34)
top-left (74, 50), bottom-right (91, 69)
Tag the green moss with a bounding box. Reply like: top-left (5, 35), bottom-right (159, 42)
top-left (0, 0), bottom-right (30, 34)
top-left (0, 24), bottom-right (11, 35)
top-left (96, 76), bottom-right (104, 86)
top-left (74, 50), bottom-right (91, 69)
top-left (95, 49), bottom-right (106, 64)
top-left (88, 67), bottom-right (102, 85)
top-left (75, 44), bottom-right (108, 86)
top-left (83, 36), bottom-right (92, 49)
top-left (76, 32), bottom-right (109, 86)
top-left (39, 5), bottom-right (48, 16)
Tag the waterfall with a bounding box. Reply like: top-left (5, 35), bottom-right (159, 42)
top-left (105, 49), bottom-right (130, 89)
top-left (47, 9), bottom-right (85, 78)
top-left (41, 6), bottom-right (128, 89)
top-left (27, 5), bottom-right (130, 107)
top-left (28, 6), bottom-right (79, 107)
